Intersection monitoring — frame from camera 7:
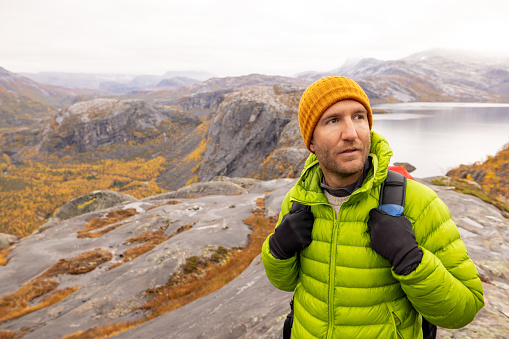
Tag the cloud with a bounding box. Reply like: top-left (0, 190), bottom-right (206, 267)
top-left (1, 0), bottom-right (508, 76)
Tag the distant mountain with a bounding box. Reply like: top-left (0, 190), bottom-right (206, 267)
top-left (20, 72), bottom-right (136, 90)
top-left (127, 74), bottom-right (311, 105)
top-left (298, 50), bottom-right (509, 103)
top-left (186, 74), bottom-right (309, 93)
top-left (22, 70), bottom-right (215, 93)
top-left (160, 70), bottom-right (214, 81)
top-left (0, 67), bottom-right (95, 106)
top-left (0, 67), bottom-right (101, 128)
top-left (99, 75), bottom-right (202, 94)
top-left (156, 76), bottom-right (200, 88)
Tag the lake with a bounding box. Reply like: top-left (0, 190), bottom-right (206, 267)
top-left (371, 102), bottom-right (509, 178)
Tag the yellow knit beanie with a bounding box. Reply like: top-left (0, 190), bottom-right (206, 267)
top-left (298, 76), bottom-right (373, 151)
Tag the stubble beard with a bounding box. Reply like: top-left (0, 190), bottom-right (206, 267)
top-left (315, 139), bottom-right (371, 180)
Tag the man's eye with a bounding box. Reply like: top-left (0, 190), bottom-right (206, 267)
top-left (354, 114), bottom-right (365, 120)
top-left (327, 118), bottom-right (338, 124)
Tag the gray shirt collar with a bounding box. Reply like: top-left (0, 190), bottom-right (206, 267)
top-left (320, 157), bottom-right (372, 197)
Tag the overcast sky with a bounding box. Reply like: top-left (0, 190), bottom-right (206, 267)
top-left (1, 0), bottom-right (508, 77)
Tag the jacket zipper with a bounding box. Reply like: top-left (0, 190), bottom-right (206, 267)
top-left (386, 302), bottom-right (402, 339)
top-left (326, 205), bottom-right (339, 339)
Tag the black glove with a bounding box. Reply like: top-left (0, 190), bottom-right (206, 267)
top-left (269, 203), bottom-right (314, 260)
top-left (368, 208), bottom-right (423, 275)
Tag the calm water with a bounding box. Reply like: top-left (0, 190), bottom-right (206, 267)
top-left (371, 102), bottom-right (509, 178)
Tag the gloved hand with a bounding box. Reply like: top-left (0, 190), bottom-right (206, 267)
top-left (269, 203), bottom-right (314, 260)
top-left (368, 208), bottom-right (423, 275)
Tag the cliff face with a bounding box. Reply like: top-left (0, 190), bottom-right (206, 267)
top-left (197, 85), bottom-right (305, 181)
top-left (39, 98), bottom-right (199, 156)
top-left (172, 89), bottom-right (233, 116)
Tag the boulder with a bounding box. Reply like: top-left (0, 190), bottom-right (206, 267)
top-left (174, 180), bottom-right (248, 198)
top-left (42, 190), bottom-right (138, 229)
top-left (0, 233), bottom-right (18, 249)
top-left (393, 162), bottom-right (416, 173)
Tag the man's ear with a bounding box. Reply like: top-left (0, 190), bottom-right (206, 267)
top-left (309, 139), bottom-right (315, 153)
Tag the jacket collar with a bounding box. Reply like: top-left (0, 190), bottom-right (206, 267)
top-left (293, 130), bottom-right (393, 206)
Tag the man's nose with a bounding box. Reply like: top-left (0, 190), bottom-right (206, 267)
top-left (340, 118), bottom-right (358, 140)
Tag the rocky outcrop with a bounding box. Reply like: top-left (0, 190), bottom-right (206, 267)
top-left (258, 118), bottom-right (309, 180)
top-left (259, 146), bottom-right (309, 180)
top-left (445, 143), bottom-right (509, 208)
top-left (156, 77), bottom-right (200, 88)
top-left (170, 178), bottom-right (251, 199)
top-left (181, 74), bottom-right (310, 94)
top-left (155, 84), bottom-right (308, 190)
top-left (171, 89), bottom-right (233, 116)
top-left (197, 86), bottom-right (303, 181)
top-left (393, 162), bottom-right (417, 173)
top-left (45, 190), bottom-right (139, 226)
top-left (145, 177), bottom-right (261, 201)
top-left (38, 98), bottom-right (198, 155)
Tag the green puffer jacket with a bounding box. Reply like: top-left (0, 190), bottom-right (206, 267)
top-left (262, 131), bottom-right (484, 339)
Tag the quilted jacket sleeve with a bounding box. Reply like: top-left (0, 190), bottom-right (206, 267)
top-left (262, 191), bottom-right (300, 292)
top-left (394, 184), bottom-right (484, 329)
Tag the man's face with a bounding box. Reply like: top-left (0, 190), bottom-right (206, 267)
top-left (310, 99), bottom-right (371, 188)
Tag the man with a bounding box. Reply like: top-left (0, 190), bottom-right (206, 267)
top-left (262, 76), bottom-right (484, 338)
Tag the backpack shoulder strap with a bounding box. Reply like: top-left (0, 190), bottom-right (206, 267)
top-left (379, 170), bottom-right (407, 216)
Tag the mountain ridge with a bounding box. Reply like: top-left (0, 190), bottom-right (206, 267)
top-left (20, 70), bottom-right (215, 92)
top-left (0, 67), bottom-right (104, 129)
top-left (300, 51), bottom-right (509, 103)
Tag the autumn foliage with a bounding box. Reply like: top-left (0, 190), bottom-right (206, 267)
top-left (0, 247), bottom-right (11, 266)
top-left (445, 142), bottom-right (509, 213)
top-left (0, 156), bottom-right (168, 238)
top-left (77, 209), bottom-right (139, 238)
top-left (0, 249), bottom-right (111, 324)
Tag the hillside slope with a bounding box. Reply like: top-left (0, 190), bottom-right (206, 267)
top-left (0, 67), bottom-right (103, 129)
